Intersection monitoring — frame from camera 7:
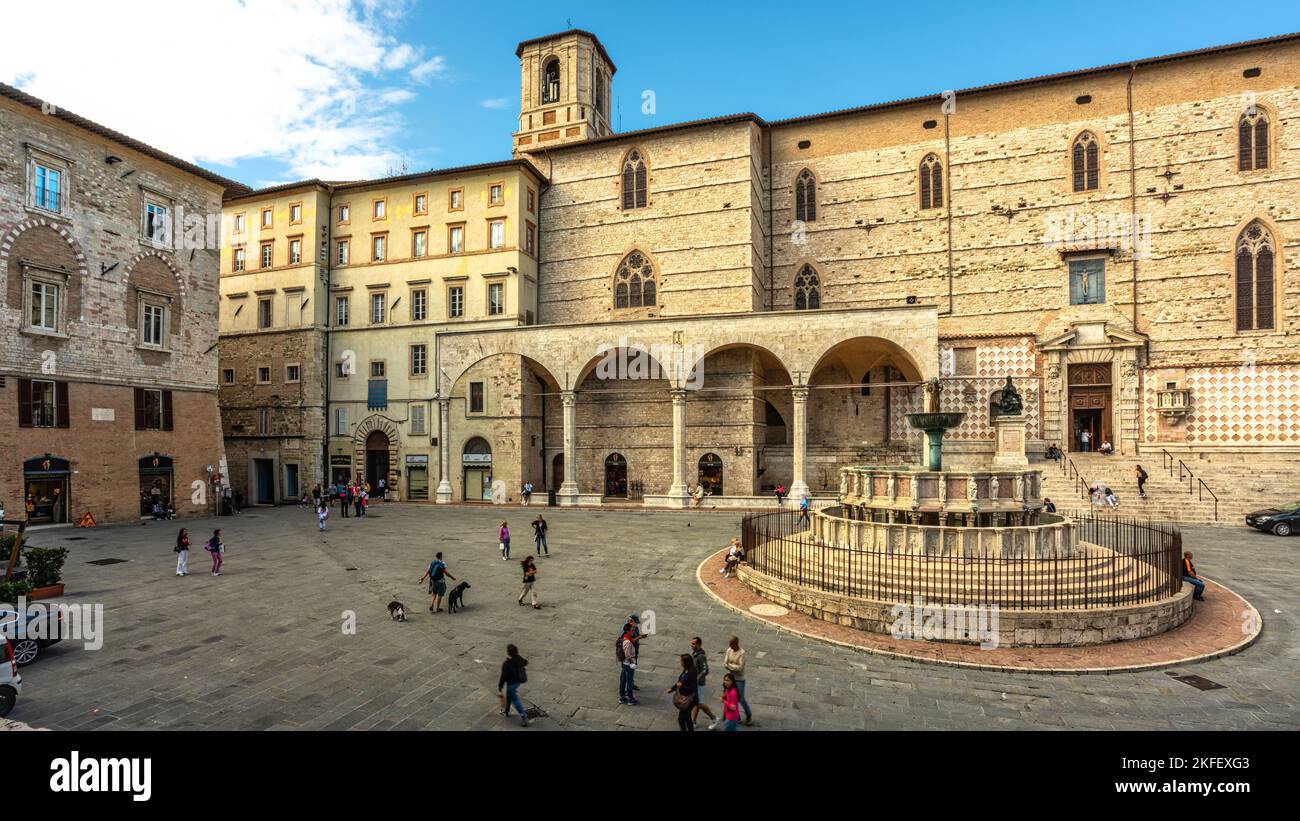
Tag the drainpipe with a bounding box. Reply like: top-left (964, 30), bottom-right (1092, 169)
top-left (943, 110), bottom-right (954, 316)
top-left (1127, 63), bottom-right (1139, 333)
top-left (322, 189), bottom-right (334, 489)
top-left (767, 127), bottom-right (774, 312)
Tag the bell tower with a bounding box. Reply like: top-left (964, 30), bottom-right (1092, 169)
top-left (513, 30), bottom-right (615, 155)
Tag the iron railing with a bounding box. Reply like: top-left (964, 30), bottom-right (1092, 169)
top-left (1159, 448), bottom-right (1220, 521)
top-left (741, 509), bottom-right (1182, 610)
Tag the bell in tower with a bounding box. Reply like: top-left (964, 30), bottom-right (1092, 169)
top-left (513, 29), bottom-right (616, 155)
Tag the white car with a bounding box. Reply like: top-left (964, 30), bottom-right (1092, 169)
top-left (0, 636), bottom-right (20, 717)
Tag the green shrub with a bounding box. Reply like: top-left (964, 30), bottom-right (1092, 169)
top-left (0, 579), bottom-right (34, 605)
top-left (24, 546), bottom-right (68, 588)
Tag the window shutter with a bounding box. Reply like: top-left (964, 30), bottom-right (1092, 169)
top-left (1256, 247), bottom-right (1274, 330)
top-left (17, 378), bottom-right (32, 427)
top-left (1238, 119), bottom-right (1253, 170)
top-left (162, 390), bottom-right (174, 430)
top-left (1235, 250), bottom-right (1255, 331)
top-left (55, 381), bottom-right (70, 428)
top-left (134, 387), bottom-right (146, 430)
top-left (1254, 119), bottom-right (1269, 170)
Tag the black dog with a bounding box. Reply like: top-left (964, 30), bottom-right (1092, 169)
top-left (447, 582), bottom-right (471, 613)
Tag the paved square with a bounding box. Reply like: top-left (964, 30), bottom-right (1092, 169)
top-left (9, 504), bottom-right (1299, 731)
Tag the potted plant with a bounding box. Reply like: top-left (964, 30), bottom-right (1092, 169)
top-left (0, 579), bottom-right (34, 606)
top-left (23, 547), bottom-right (67, 600)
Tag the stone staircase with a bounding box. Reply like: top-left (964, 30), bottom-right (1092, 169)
top-left (1040, 451), bottom-right (1300, 526)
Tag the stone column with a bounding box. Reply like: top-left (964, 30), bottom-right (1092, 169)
top-left (667, 388), bottom-right (690, 505)
top-left (790, 385), bottom-right (810, 500)
top-left (558, 390), bottom-right (579, 506)
top-left (435, 399), bottom-right (452, 503)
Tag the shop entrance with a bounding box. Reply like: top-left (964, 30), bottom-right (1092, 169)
top-left (138, 455), bottom-right (174, 517)
top-left (23, 456), bottom-right (70, 524)
top-left (462, 437), bottom-right (493, 502)
top-left (698, 453), bottom-right (723, 496)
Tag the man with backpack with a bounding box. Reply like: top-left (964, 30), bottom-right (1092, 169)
top-left (419, 552), bottom-right (457, 613)
top-left (617, 625), bottom-right (638, 705)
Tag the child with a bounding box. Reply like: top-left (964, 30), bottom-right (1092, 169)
top-left (720, 539), bottom-right (742, 578)
top-left (205, 529), bottom-right (225, 576)
top-left (720, 673), bottom-right (741, 731)
top-left (317, 503), bottom-right (329, 531)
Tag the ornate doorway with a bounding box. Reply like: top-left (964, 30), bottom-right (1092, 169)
top-left (366, 430), bottom-right (390, 493)
top-left (1068, 363), bottom-right (1112, 452)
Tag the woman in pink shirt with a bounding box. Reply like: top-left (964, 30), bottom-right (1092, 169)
top-left (499, 521), bottom-right (511, 560)
top-left (720, 673), bottom-right (741, 731)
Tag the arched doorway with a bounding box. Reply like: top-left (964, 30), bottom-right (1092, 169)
top-left (366, 431), bottom-right (390, 495)
top-left (1068, 363), bottom-right (1112, 451)
top-left (698, 453), bottom-right (723, 496)
top-left (462, 437), bottom-right (493, 502)
top-left (552, 453), bottom-right (564, 489)
top-left (604, 453), bottom-right (628, 498)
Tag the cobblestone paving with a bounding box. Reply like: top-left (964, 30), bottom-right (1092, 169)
top-left (8, 504), bottom-right (1298, 731)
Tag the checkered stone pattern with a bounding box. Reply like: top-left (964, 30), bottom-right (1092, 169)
top-left (919, 338), bottom-right (1040, 441)
top-left (1164, 365), bottom-right (1300, 444)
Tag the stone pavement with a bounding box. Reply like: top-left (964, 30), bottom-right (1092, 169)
top-left (6, 503), bottom-right (1299, 731)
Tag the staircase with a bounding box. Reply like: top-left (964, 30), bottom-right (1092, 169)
top-left (1040, 451), bottom-right (1300, 526)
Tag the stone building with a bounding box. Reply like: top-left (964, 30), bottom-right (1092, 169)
top-left (217, 28), bottom-right (1300, 520)
top-left (0, 83), bottom-right (246, 524)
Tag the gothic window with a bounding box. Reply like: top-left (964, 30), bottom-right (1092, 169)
top-left (1235, 221), bottom-right (1275, 332)
top-left (614, 251), bottom-right (656, 309)
top-left (542, 58), bottom-right (560, 103)
top-left (1238, 110), bottom-right (1270, 171)
top-left (794, 169), bottom-right (817, 222)
top-left (1072, 131), bottom-right (1100, 192)
top-left (919, 154), bottom-right (943, 209)
top-left (794, 264), bottom-right (821, 310)
top-left (621, 149), bottom-right (648, 209)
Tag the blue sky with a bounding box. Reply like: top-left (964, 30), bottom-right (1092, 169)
top-left (4, 0), bottom-right (1298, 188)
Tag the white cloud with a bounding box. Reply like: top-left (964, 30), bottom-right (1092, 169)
top-left (480, 97), bottom-right (510, 109)
top-left (0, 0), bottom-right (448, 183)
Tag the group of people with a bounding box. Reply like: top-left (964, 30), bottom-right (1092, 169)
top-left (497, 515), bottom-right (550, 560)
top-left (616, 617), bottom-right (753, 731)
top-left (309, 481), bottom-right (376, 529)
top-left (173, 527), bottom-right (225, 577)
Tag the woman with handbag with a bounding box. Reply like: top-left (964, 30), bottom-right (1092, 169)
top-left (205, 529), bottom-right (225, 576)
top-left (517, 556), bottom-right (539, 608)
top-left (497, 644), bottom-right (530, 727)
top-left (174, 527), bottom-right (190, 576)
top-left (666, 653), bottom-right (698, 731)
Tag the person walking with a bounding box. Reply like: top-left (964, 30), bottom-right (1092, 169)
top-left (617, 625), bottom-right (639, 705)
top-left (499, 521), bottom-right (511, 560)
top-left (531, 514), bottom-right (549, 557)
top-left (418, 551), bottom-right (457, 612)
top-left (378, 477), bottom-right (386, 502)
top-left (174, 527), bottom-right (190, 576)
top-left (666, 653), bottom-right (699, 731)
top-left (798, 494), bottom-right (811, 524)
top-left (1181, 551), bottom-right (1206, 601)
top-left (522, 481), bottom-right (533, 507)
top-left (720, 674), bottom-right (742, 731)
top-left (724, 636), bottom-right (752, 725)
top-left (233, 489), bottom-right (243, 514)
top-left (1135, 464), bottom-right (1149, 498)
top-left (205, 529), bottom-right (225, 576)
top-left (1079, 428), bottom-right (1091, 452)
top-left (317, 502), bottom-right (329, 531)
top-left (353, 485), bottom-right (364, 518)
top-left (312, 483), bottom-right (321, 510)
top-left (690, 637), bottom-right (720, 730)
top-left (340, 483), bottom-right (350, 517)
top-left (517, 556), bottom-right (540, 609)
top-left (497, 644), bottom-right (530, 727)
top-left (361, 487), bottom-right (369, 516)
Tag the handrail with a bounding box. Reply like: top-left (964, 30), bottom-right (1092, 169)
top-left (1066, 457), bottom-right (1090, 501)
top-left (1160, 448), bottom-right (1175, 477)
top-left (1177, 459), bottom-right (1195, 494)
top-left (1196, 478), bottom-right (1219, 521)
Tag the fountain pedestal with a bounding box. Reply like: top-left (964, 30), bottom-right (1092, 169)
top-left (992, 413), bottom-right (1029, 468)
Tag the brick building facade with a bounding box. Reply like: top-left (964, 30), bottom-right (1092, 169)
top-left (0, 84), bottom-right (246, 524)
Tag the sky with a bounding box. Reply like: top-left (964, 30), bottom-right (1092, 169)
top-left (3, 0), bottom-right (1298, 189)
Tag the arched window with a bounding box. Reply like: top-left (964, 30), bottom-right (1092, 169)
top-left (542, 58), bottom-right (560, 103)
top-left (698, 453), bottom-right (723, 496)
top-left (919, 154), bottom-right (943, 209)
top-left (1071, 131), bottom-right (1100, 192)
top-left (1236, 221), bottom-right (1275, 331)
top-left (621, 149), bottom-right (648, 209)
top-left (794, 169), bottom-right (817, 222)
top-left (614, 250), bottom-right (656, 309)
top-left (794, 264), bottom-right (821, 310)
top-left (1238, 109), bottom-right (1270, 171)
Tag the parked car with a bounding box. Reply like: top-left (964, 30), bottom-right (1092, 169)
top-left (0, 605), bottom-right (63, 666)
top-left (0, 636), bottom-right (20, 717)
top-left (1245, 502), bottom-right (1300, 536)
